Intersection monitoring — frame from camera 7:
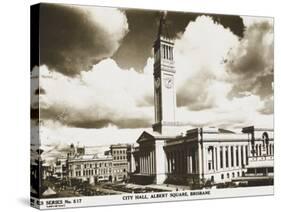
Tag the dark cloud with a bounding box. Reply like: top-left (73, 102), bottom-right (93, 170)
top-left (211, 15), bottom-right (244, 38)
top-left (39, 3), bottom-right (128, 77)
top-left (226, 20), bottom-right (274, 104)
top-left (40, 104), bottom-right (151, 129)
top-left (113, 9), bottom-right (244, 71)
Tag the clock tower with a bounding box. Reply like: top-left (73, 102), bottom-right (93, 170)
top-left (153, 12), bottom-right (177, 134)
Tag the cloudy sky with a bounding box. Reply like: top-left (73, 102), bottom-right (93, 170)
top-left (31, 3), bottom-right (274, 147)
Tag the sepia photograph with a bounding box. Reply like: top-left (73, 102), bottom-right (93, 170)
top-left (30, 2), bottom-right (274, 208)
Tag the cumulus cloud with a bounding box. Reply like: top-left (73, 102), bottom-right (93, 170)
top-left (174, 16), bottom-right (239, 110)
top-left (39, 4), bottom-right (128, 77)
top-left (169, 15), bottom-right (273, 128)
top-left (38, 59), bottom-right (154, 129)
top-left (225, 17), bottom-right (274, 107)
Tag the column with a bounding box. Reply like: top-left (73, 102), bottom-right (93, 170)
top-left (172, 151), bottom-right (175, 173)
top-left (151, 150), bottom-right (153, 174)
top-left (204, 146), bottom-right (208, 174)
top-left (242, 146), bottom-right (246, 167)
top-left (238, 146), bottom-right (242, 168)
top-left (198, 143), bottom-right (202, 177)
top-left (140, 153), bottom-right (143, 173)
top-left (142, 153), bottom-right (144, 173)
top-left (169, 152), bottom-right (172, 173)
top-left (174, 150), bottom-right (177, 174)
top-left (182, 150), bottom-right (185, 174)
top-left (170, 152), bottom-right (173, 173)
top-left (179, 150), bottom-right (182, 174)
top-left (189, 151), bottom-right (193, 174)
top-left (214, 147), bottom-right (217, 171)
top-left (147, 151), bottom-right (150, 174)
top-left (149, 151), bottom-right (151, 174)
top-left (152, 150), bottom-right (155, 174)
top-left (228, 146), bottom-right (231, 169)
top-left (216, 146), bottom-right (220, 171)
top-left (233, 145), bottom-right (237, 168)
top-left (147, 152), bottom-right (149, 174)
top-left (211, 147), bottom-right (215, 171)
top-left (143, 152), bottom-right (146, 173)
top-left (183, 149), bottom-right (186, 174)
top-left (222, 146), bottom-right (226, 170)
top-left (185, 149), bottom-right (189, 174)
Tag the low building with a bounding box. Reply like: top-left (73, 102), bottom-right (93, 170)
top-left (66, 144), bottom-right (133, 184)
top-left (68, 154), bottom-right (113, 184)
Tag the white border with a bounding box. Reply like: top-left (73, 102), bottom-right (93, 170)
top-left (32, 186), bottom-right (274, 209)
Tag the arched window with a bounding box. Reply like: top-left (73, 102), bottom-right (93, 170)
top-left (259, 144), bottom-right (262, 156)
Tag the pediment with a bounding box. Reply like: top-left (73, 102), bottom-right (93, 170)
top-left (136, 131), bottom-right (156, 144)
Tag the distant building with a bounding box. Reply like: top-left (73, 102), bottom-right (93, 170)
top-left (68, 154), bottom-right (113, 184)
top-left (110, 144), bottom-right (129, 182)
top-left (65, 143), bottom-right (133, 184)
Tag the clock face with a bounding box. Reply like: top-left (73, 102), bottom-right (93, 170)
top-left (155, 77), bottom-right (161, 89)
top-left (164, 77), bottom-right (173, 89)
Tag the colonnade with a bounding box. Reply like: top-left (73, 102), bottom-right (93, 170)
top-left (203, 144), bottom-right (249, 174)
top-left (139, 149), bottom-right (156, 175)
top-left (166, 146), bottom-right (196, 175)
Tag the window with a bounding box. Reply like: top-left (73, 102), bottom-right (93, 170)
top-left (227, 173), bottom-right (230, 178)
top-left (221, 174), bottom-right (224, 179)
top-left (237, 172), bottom-right (240, 177)
top-left (232, 172), bottom-right (235, 178)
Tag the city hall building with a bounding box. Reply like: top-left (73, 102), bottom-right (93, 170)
top-left (131, 16), bottom-right (274, 186)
